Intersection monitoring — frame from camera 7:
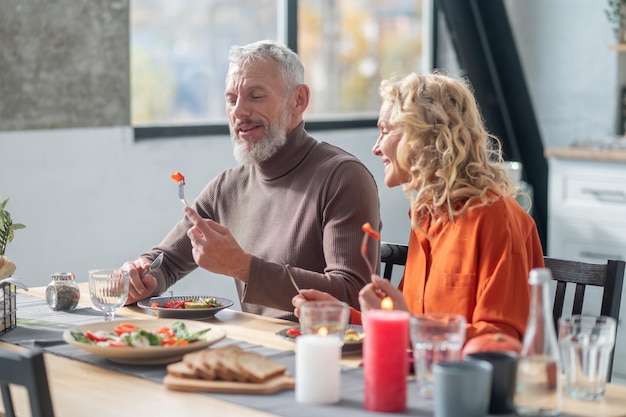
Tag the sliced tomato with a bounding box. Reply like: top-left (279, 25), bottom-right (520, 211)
top-left (85, 330), bottom-right (107, 343)
top-left (114, 322), bottom-right (139, 336)
top-left (161, 338), bottom-right (189, 346)
top-left (155, 326), bottom-right (175, 338)
top-left (162, 300), bottom-right (192, 309)
top-left (107, 340), bottom-right (129, 348)
top-left (285, 327), bottom-right (302, 338)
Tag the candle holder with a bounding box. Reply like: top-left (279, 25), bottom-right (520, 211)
top-left (299, 301), bottom-right (350, 341)
top-left (295, 301), bottom-right (349, 404)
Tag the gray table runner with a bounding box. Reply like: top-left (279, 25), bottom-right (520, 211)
top-left (3, 294), bottom-right (577, 417)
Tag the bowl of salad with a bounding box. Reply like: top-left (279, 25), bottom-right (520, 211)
top-left (63, 318), bottom-right (226, 365)
top-left (137, 295), bottom-right (234, 319)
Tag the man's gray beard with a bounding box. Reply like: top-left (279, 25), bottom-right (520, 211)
top-left (231, 117), bottom-right (288, 166)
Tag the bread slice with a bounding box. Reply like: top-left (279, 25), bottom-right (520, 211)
top-left (236, 351), bottom-right (287, 383)
top-left (216, 345), bottom-right (247, 382)
top-left (183, 350), bottom-right (217, 380)
top-left (166, 361), bottom-right (198, 379)
top-left (170, 346), bottom-right (287, 384)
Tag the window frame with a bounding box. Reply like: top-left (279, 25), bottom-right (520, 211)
top-left (133, 0), bottom-right (430, 141)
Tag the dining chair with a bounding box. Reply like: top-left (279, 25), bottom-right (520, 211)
top-left (0, 348), bottom-right (55, 417)
top-left (545, 256), bottom-right (625, 381)
top-left (380, 242), bottom-right (408, 280)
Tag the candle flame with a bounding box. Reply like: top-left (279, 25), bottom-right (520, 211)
top-left (317, 326), bottom-right (329, 336)
top-left (381, 297), bottom-right (393, 310)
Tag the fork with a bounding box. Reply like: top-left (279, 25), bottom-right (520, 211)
top-left (361, 222), bottom-right (380, 279)
top-left (170, 171), bottom-right (189, 207)
top-left (282, 262), bottom-right (302, 295)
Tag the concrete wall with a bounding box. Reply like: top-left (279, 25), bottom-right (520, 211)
top-left (0, 0), bottom-right (129, 130)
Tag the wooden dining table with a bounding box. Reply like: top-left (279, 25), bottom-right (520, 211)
top-left (2, 284), bottom-right (626, 417)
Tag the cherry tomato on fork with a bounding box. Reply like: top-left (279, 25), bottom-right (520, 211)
top-left (362, 222), bottom-right (380, 240)
top-left (170, 171), bottom-right (185, 183)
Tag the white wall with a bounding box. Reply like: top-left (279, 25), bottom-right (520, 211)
top-left (0, 126), bottom-right (410, 309)
top-left (506, 0), bottom-right (620, 146)
top-left (0, 0), bottom-right (620, 309)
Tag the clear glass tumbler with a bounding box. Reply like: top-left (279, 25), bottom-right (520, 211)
top-left (410, 313), bottom-right (466, 397)
top-left (558, 315), bottom-right (617, 401)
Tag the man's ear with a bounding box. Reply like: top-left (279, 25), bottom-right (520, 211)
top-left (292, 84), bottom-right (310, 114)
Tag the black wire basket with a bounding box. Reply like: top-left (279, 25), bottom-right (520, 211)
top-left (0, 282), bottom-right (17, 335)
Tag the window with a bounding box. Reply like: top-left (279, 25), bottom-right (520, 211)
top-left (131, 0), bottom-right (429, 137)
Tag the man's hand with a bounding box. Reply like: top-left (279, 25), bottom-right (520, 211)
top-left (184, 206), bottom-right (251, 281)
top-left (122, 259), bottom-right (158, 304)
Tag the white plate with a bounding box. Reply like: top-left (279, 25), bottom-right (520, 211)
top-left (63, 318), bottom-right (226, 365)
top-left (137, 295), bottom-right (234, 319)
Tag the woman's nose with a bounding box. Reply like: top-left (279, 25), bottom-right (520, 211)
top-left (372, 136), bottom-right (382, 156)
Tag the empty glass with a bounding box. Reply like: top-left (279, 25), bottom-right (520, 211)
top-left (88, 268), bottom-right (130, 321)
top-left (558, 315), bottom-right (617, 400)
top-left (410, 313), bottom-right (467, 397)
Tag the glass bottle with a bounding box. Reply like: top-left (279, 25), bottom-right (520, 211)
top-left (514, 268), bottom-right (561, 416)
top-left (46, 272), bottom-right (80, 311)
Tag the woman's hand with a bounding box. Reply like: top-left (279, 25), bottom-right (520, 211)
top-left (291, 289), bottom-right (340, 318)
top-left (359, 275), bottom-right (409, 320)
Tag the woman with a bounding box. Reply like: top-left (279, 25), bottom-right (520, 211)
top-left (293, 72), bottom-right (544, 341)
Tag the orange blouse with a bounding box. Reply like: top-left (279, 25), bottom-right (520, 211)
top-left (354, 196), bottom-right (544, 342)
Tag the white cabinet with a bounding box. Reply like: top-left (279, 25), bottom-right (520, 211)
top-left (547, 155), bottom-right (626, 379)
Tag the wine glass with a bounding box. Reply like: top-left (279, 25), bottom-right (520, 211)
top-left (88, 268), bottom-right (130, 321)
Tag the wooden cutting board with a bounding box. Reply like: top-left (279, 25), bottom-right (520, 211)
top-left (163, 373), bottom-right (295, 394)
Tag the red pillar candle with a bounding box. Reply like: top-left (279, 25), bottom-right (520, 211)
top-left (363, 309), bottom-right (410, 412)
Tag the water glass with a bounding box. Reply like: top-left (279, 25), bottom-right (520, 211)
top-left (558, 315), bottom-right (617, 400)
top-left (411, 313), bottom-right (466, 397)
top-left (88, 268), bottom-right (130, 321)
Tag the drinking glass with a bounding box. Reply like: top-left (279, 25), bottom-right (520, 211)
top-left (558, 315), bottom-right (617, 400)
top-left (88, 268), bottom-right (130, 321)
top-left (410, 313), bottom-right (466, 397)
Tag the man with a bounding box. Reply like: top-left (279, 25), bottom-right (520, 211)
top-left (123, 40), bottom-right (381, 320)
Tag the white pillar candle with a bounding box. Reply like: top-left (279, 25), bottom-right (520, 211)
top-left (295, 334), bottom-right (342, 404)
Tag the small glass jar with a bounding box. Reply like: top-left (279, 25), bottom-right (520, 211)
top-left (46, 272), bottom-right (80, 311)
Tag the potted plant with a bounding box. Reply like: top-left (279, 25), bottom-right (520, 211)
top-left (606, 0), bottom-right (626, 43)
top-left (0, 196), bottom-right (26, 279)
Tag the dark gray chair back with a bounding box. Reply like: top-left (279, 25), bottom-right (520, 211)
top-left (545, 256), bottom-right (625, 381)
top-left (0, 348), bottom-right (55, 417)
top-left (380, 242), bottom-right (408, 280)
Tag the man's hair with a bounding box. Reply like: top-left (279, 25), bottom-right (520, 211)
top-left (229, 40), bottom-right (304, 92)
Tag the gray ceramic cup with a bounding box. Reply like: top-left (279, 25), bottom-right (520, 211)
top-left (466, 351), bottom-right (518, 414)
top-left (433, 359), bottom-right (493, 417)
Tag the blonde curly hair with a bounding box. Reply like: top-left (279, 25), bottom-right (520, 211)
top-left (379, 72), bottom-right (517, 229)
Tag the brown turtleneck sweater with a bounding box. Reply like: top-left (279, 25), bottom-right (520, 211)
top-left (141, 122), bottom-right (381, 320)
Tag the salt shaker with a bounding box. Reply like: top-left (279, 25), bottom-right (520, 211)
top-left (514, 268), bottom-right (561, 416)
top-left (46, 272), bottom-right (80, 311)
